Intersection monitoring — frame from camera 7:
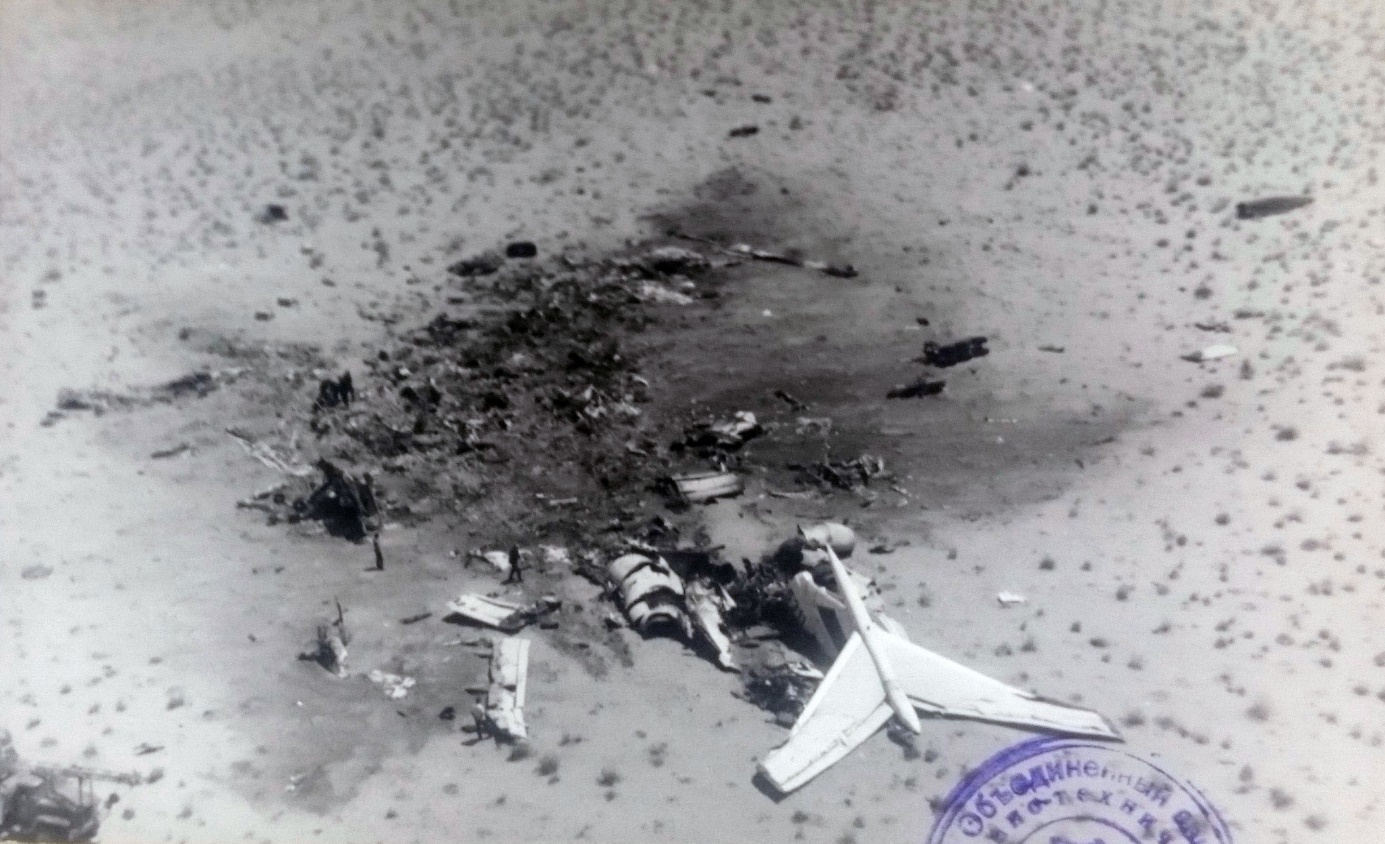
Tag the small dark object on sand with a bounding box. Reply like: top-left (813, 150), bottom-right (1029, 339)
top-left (728, 125), bottom-right (760, 138)
top-left (315, 371), bottom-right (355, 410)
top-left (773, 389), bottom-right (806, 411)
top-left (439, 706), bottom-right (456, 721)
top-left (798, 454), bottom-right (886, 490)
top-left (161, 371), bottom-right (218, 399)
top-left (505, 241), bottom-right (538, 259)
top-left (887, 378), bottom-right (945, 399)
top-left (257, 204), bottom-right (288, 224)
top-left (922, 337), bottom-right (989, 368)
top-left (447, 251), bottom-right (504, 277)
top-left (1235, 195), bottom-right (1313, 220)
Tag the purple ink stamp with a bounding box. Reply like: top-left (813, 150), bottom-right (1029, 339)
top-left (927, 737), bottom-right (1232, 844)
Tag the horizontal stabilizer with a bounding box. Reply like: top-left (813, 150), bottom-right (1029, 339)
top-left (883, 635), bottom-right (1120, 740)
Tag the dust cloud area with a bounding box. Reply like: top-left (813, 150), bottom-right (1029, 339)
top-left (2, 1), bottom-right (1383, 842)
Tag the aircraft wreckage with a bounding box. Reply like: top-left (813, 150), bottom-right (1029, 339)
top-left (759, 533), bottom-right (1121, 794)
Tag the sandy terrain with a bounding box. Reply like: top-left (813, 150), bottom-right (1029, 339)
top-left (2, 0), bottom-right (1383, 842)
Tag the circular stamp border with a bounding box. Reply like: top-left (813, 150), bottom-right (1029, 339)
top-left (925, 737), bottom-right (1233, 844)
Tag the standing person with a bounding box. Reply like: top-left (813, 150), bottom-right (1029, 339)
top-left (503, 544), bottom-right (523, 584)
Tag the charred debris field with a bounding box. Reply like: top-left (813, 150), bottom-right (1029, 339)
top-left (49, 234), bottom-right (1008, 681)
top-left (243, 240), bottom-right (923, 546)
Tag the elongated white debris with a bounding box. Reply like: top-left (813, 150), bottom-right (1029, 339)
top-left (485, 637), bottom-right (530, 741)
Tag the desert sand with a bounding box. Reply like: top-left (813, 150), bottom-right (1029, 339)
top-left (2, 1), bottom-right (1383, 842)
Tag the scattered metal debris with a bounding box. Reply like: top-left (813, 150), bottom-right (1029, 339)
top-left (622, 245), bottom-right (711, 276)
top-left (298, 601), bottom-right (350, 677)
top-left (675, 411), bottom-right (763, 453)
top-left (294, 460), bottom-right (379, 541)
top-left (538, 546), bottom-right (571, 567)
top-left (668, 231), bottom-right (858, 278)
top-left (670, 471), bottom-right (744, 503)
top-left (367, 670), bottom-right (416, 700)
top-left (480, 637), bottom-right (531, 742)
top-left (0, 731), bottom-right (138, 843)
top-left (794, 417), bottom-right (832, 435)
top-left (741, 661), bottom-right (824, 725)
top-left (921, 337), bottom-right (989, 368)
top-left (796, 455), bottom-right (886, 491)
top-left (193, 234), bottom-right (1117, 800)
top-left (447, 251), bottom-right (505, 277)
top-left (226, 429), bottom-right (313, 477)
top-left (469, 550), bottom-right (515, 577)
top-left (886, 378), bottom-right (945, 399)
top-left (773, 389), bottom-right (806, 411)
top-left (1182, 344), bottom-right (1239, 363)
top-left (444, 594), bottom-right (560, 633)
top-left (605, 552), bottom-right (739, 670)
top-left (635, 282), bottom-right (695, 305)
top-left (685, 581), bottom-right (738, 671)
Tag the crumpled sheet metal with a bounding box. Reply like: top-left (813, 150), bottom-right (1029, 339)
top-left (484, 637), bottom-right (530, 741)
top-left (367, 670), bottom-right (415, 700)
top-left (446, 594), bottom-right (526, 631)
top-left (671, 470), bottom-right (744, 503)
top-left (609, 554), bottom-right (739, 670)
top-left (685, 581), bottom-right (737, 671)
top-left (789, 568), bottom-right (907, 659)
top-left (472, 550), bottom-right (512, 576)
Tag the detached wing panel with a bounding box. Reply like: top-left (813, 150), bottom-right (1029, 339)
top-left (758, 633), bottom-right (892, 794)
top-left (883, 634), bottom-right (1120, 739)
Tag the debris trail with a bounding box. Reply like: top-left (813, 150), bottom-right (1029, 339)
top-left (668, 230), bottom-right (858, 278)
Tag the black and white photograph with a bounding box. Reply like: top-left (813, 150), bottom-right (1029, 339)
top-left (1, 1), bottom-right (1380, 841)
